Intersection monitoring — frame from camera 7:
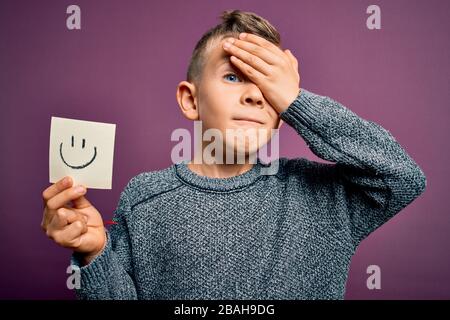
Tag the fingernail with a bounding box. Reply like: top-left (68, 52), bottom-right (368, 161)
top-left (239, 33), bottom-right (247, 39)
top-left (62, 177), bottom-right (70, 185)
top-left (75, 185), bottom-right (85, 194)
top-left (227, 38), bottom-right (235, 44)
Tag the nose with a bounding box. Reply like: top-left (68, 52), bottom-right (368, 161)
top-left (241, 83), bottom-right (264, 108)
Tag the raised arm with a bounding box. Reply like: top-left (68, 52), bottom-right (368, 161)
top-left (279, 88), bottom-right (427, 247)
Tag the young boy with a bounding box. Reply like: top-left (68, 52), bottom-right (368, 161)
top-left (41, 10), bottom-right (426, 299)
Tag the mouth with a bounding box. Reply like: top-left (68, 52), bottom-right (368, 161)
top-left (59, 142), bottom-right (97, 169)
top-left (232, 117), bottom-right (265, 125)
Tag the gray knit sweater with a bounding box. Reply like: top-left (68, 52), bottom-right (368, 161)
top-left (71, 88), bottom-right (426, 300)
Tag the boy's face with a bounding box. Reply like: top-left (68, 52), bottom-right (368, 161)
top-left (177, 36), bottom-right (283, 159)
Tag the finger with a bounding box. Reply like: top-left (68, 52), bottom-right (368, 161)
top-left (46, 185), bottom-right (87, 210)
top-left (284, 49), bottom-right (293, 65)
top-left (72, 193), bottom-right (92, 210)
top-left (42, 176), bottom-right (73, 205)
top-left (238, 32), bottom-right (282, 56)
top-left (66, 209), bottom-right (88, 224)
top-left (42, 201), bottom-right (88, 230)
top-left (42, 203), bottom-right (72, 231)
top-left (47, 207), bottom-right (86, 232)
top-left (223, 40), bottom-right (271, 76)
top-left (284, 49), bottom-right (299, 70)
top-left (225, 37), bottom-right (279, 66)
top-left (229, 55), bottom-right (266, 82)
top-left (51, 220), bottom-right (88, 248)
top-left (47, 207), bottom-right (71, 230)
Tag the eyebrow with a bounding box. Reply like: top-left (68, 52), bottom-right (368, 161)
top-left (216, 56), bottom-right (231, 69)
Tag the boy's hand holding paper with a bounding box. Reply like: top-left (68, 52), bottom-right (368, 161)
top-left (41, 175), bottom-right (107, 266)
top-left (42, 117), bottom-right (117, 265)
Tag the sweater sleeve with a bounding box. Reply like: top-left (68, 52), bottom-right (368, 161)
top-left (70, 186), bottom-right (138, 299)
top-left (279, 88), bottom-right (427, 247)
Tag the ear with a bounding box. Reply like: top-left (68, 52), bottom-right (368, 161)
top-left (176, 81), bottom-right (199, 121)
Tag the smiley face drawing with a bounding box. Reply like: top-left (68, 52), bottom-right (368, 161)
top-left (59, 135), bottom-right (97, 169)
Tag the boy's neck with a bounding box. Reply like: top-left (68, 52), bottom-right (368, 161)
top-left (187, 157), bottom-right (255, 179)
top-left (187, 140), bottom-right (258, 178)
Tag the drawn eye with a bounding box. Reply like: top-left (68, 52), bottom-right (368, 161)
top-left (224, 73), bottom-right (241, 83)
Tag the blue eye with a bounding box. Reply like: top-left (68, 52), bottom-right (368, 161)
top-left (224, 73), bottom-right (241, 82)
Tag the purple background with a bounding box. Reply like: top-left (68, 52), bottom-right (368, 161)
top-left (1, 0), bottom-right (448, 299)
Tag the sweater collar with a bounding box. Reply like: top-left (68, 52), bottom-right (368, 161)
top-left (173, 158), bottom-right (265, 192)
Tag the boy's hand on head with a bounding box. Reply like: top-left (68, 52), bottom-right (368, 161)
top-left (41, 176), bottom-right (107, 265)
top-left (223, 32), bottom-right (301, 113)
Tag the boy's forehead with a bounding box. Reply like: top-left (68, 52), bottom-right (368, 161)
top-left (213, 54), bottom-right (230, 68)
top-left (205, 37), bottom-right (233, 67)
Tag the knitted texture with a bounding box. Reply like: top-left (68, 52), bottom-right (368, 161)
top-left (71, 88), bottom-right (426, 299)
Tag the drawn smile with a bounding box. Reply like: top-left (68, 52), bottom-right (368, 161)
top-left (59, 135), bottom-right (97, 169)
